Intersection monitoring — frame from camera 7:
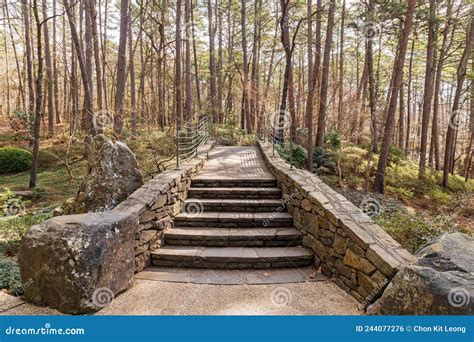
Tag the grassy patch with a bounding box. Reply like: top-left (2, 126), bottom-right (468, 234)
top-left (0, 162), bottom-right (87, 209)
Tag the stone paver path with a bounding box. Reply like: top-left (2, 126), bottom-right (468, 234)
top-left (2, 279), bottom-right (362, 315)
top-left (194, 146), bottom-right (274, 180)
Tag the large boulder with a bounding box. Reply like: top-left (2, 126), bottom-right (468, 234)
top-left (83, 134), bottom-right (143, 212)
top-left (368, 233), bottom-right (474, 315)
top-left (18, 212), bottom-right (137, 314)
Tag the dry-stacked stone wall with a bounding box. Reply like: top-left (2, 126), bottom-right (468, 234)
top-left (113, 142), bottom-right (214, 272)
top-left (258, 141), bottom-right (415, 304)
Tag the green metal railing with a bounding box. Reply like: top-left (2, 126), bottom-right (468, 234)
top-left (261, 113), bottom-right (294, 169)
top-left (175, 115), bottom-right (211, 169)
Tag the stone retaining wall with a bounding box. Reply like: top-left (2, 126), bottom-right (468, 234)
top-left (113, 142), bottom-right (214, 272)
top-left (258, 141), bottom-right (415, 305)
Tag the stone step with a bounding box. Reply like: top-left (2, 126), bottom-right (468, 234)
top-left (151, 246), bottom-right (314, 269)
top-left (191, 177), bottom-right (277, 188)
top-left (188, 187), bottom-right (282, 199)
top-left (165, 227), bottom-right (302, 247)
top-left (183, 198), bottom-right (286, 212)
top-left (173, 212), bottom-right (293, 228)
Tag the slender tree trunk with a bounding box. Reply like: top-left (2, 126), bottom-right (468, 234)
top-left (306, 0), bottom-right (322, 170)
top-left (337, 0), bottom-right (345, 132)
top-left (191, 0), bottom-right (202, 111)
top-left (88, 0), bottom-right (103, 111)
top-left (2, 10), bottom-right (10, 117)
top-left (367, 0), bottom-right (377, 153)
top-left (22, 0), bottom-right (35, 136)
top-left (208, 0), bottom-right (218, 122)
top-left (217, 0), bottom-right (224, 122)
top-left (113, 0), bottom-right (130, 135)
top-left (52, 0), bottom-right (60, 124)
top-left (4, 6), bottom-right (26, 110)
top-left (398, 74), bottom-right (405, 149)
top-left (315, 0), bottom-right (336, 147)
top-left (30, 0), bottom-right (44, 189)
top-left (64, 0), bottom-right (95, 136)
top-left (419, 0), bottom-right (437, 178)
top-left (184, 0), bottom-right (192, 121)
top-left (431, 0), bottom-right (454, 171)
top-left (405, 38), bottom-right (415, 154)
top-left (374, 0), bottom-right (416, 193)
top-left (241, 0), bottom-right (251, 133)
top-left (83, 0), bottom-right (94, 130)
top-left (128, 7), bottom-right (137, 137)
top-left (443, 9), bottom-right (474, 187)
top-left (175, 0), bottom-right (183, 123)
top-left (43, 0), bottom-right (55, 136)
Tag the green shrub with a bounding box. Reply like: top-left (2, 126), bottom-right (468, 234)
top-left (277, 143), bottom-right (308, 169)
top-left (312, 147), bottom-right (336, 172)
top-left (375, 211), bottom-right (449, 253)
top-left (428, 188), bottom-right (452, 205)
top-left (0, 211), bottom-right (51, 242)
top-left (0, 147), bottom-right (32, 174)
top-left (0, 259), bottom-right (23, 295)
top-left (388, 145), bottom-right (408, 166)
top-left (8, 109), bottom-right (30, 131)
top-left (340, 146), bottom-right (368, 175)
top-left (325, 131), bottom-right (341, 150)
top-left (38, 150), bottom-right (61, 168)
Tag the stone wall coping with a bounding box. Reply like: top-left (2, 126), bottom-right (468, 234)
top-left (257, 141), bottom-right (415, 269)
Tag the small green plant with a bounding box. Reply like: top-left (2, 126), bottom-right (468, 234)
top-left (388, 145), bottom-right (408, 166)
top-left (0, 259), bottom-right (23, 295)
top-left (277, 143), bottom-right (308, 169)
top-left (8, 109), bottom-right (30, 131)
top-left (312, 147), bottom-right (336, 172)
top-left (0, 147), bottom-right (33, 174)
top-left (375, 211), bottom-right (445, 253)
top-left (0, 211), bottom-right (51, 244)
top-left (325, 131), bottom-right (341, 150)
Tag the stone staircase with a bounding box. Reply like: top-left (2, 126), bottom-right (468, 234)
top-left (151, 177), bottom-right (314, 269)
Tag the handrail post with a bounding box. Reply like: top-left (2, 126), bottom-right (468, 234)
top-left (290, 139), bottom-right (294, 169)
top-left (272, 124), bottom-right (275, 156)
top-left (176, 116), bottom-right (180, 170)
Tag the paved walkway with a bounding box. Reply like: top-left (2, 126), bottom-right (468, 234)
top-left (194, 146), bottom-right (274, 180)
top-left (2, 278), bottom-right (362, 315)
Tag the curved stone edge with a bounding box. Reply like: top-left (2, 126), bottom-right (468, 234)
top-left (17, 142), bottom-right (214, 314)
top-left (113, 141), bottom-right (215, 272)
top-left (257, 141), bottom-right (415, 306)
